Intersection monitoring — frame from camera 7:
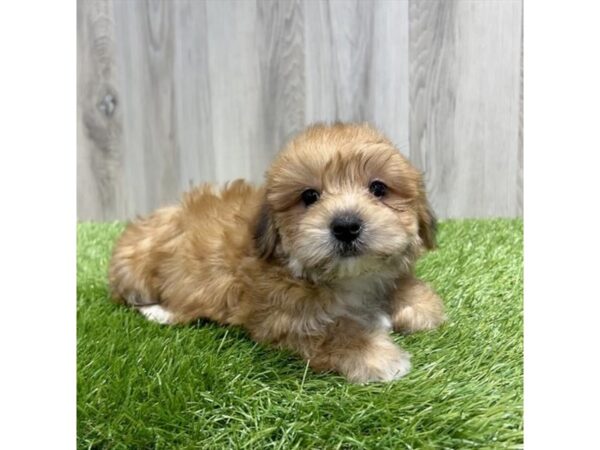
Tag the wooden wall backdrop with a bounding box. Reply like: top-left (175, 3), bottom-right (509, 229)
top-left (78, 0), bottom-right (522, 221)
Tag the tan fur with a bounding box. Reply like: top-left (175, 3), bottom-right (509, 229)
top-left (108, 123), bottom-right (445, 383)
top-left (391, 276), bottom-right (446, 334)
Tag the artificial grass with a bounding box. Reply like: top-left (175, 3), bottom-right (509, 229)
top-left (77, 219), bottom-right (523, 449)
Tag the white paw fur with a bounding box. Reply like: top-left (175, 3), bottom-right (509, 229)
top-left (138, 305), bottom-right (174, 325)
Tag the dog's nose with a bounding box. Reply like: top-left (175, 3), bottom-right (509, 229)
top-left (331, 215), bottom-right (363, 243)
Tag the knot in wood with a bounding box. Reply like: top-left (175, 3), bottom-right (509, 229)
top-left (98, 93), bottom-right (117, 117)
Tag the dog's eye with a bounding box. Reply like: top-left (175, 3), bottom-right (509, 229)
top-left (301, 189), bottom-right (320, 206)
top-left (369, 181), bottom-right (387, 198)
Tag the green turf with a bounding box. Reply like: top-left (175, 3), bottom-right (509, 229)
top-left (77, 219), bottom-right (523, 449)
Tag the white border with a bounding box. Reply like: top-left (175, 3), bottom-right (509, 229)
top-left (0, 1), bottom-right (75, 449)
top-left (525, 1), bottom-right (600, 449)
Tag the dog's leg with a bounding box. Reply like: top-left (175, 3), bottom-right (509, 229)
top-left (307, 317), bottom-right (411, 383)
top-left (390, 275), bottom-right (446, 334)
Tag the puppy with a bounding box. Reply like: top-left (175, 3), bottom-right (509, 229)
top-left (108, 123), bottom-right (445, 383)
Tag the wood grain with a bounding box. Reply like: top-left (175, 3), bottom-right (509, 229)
top-left (409, 0), bottom-right (523, 218)
top-left (113, 0), bottom-right (180, 215)
top-left (78, 0), bottom-right (522, 220)
top-left (77, 0), bottom-right (125, 220)
top-left (172, 0), bottom-right (215, 192)
top-left (304, 0), bottom-right (410, 155)
top-left (257, 0), bottom-right (306, 176)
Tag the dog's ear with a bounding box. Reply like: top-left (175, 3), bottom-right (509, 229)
top-left (254, 202), bottom-right (279, 259)
top-left (418, 199), bottom-right (437, 250)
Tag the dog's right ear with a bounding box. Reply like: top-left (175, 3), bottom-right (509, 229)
top-left (254, 202), bottom-right (279, 259)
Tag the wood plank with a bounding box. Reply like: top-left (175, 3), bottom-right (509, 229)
top-left (256, 0), bottom-right (306, 169)
top-left (77, 0), bottom-right (125, 221)
top-left (304, 0), bottom-right (410, 155)
top-left (204, 0), bottom-right (258, 183)
top-left (370, 0), bottom-right (410, 156)
top-left (113, 0), bottom-right (180, 216)
top-left (205, 0), bottom-right (306, 184)
top-left (409, 0), bottom-right (522, 218)
top-left (172, 0), bottom-right (215, 192)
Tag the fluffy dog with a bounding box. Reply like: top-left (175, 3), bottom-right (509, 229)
top-left (108, 123), bottom-right (445, 383)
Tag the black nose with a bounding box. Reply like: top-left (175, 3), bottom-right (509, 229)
top-left (331, 215), bottom-right (363, 243)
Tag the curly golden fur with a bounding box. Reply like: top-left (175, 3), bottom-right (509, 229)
top-left (108, 123), bottom-right (445, 383)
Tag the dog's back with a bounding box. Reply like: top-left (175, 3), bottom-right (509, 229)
top-left (108, 180), bottom-right (262, 324)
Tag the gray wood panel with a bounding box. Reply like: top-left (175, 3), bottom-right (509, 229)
top-left (77, 0), bottom-right (522, 220)
top-left (409, 0), bottom-right (523, 218)
top-left (78, 0), bottom-right (126, 220)
top-left (112, 0), bottom-right (181, 215)
top-left (172, 1), bottom-right (215, 192)
top-left (304, 0), bottom-right (409, 155)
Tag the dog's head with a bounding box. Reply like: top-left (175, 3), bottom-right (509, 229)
top-left (255, 123), bottom-right (436, 281)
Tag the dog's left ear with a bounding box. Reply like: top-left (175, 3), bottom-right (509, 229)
top-left (418, 199), bottom-right (437, 250)
top-left (254, 202), bottom-right (279, 259)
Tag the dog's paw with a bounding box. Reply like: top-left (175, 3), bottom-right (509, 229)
top-left (392, 279), bottom-right (446, 335)
top-left (345, 338), bottom-right (412, 383)
top-left (393, 302), bottom-right (446, 334)
top-left (366, 348), bottom-right (412, 382)
top-left (138, 305), bottom-right (174, 325)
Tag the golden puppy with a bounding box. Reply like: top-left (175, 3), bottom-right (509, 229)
top-left (108, 123), bottom-right (445, 383)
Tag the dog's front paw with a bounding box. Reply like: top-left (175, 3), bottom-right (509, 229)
top-left (365, 347), bottom-right (412, 382)
top-left (392, 293), bottom-right (446, 334)
top-left (392, 278), bottom-right (446, 335)
top-left (393, 300), bottom-right (446, 335)
top-left (345, 337), bottom-right (411, 383)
